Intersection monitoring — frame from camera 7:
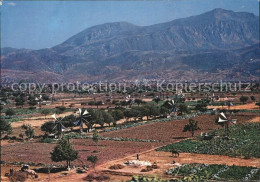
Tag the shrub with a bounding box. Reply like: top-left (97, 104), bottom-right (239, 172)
top-left (5, 108), bottom-right (15, 116)
top-left (42, 138), bottom-right (54, 143)
top-left (109, 164), bottom-right (125, 170)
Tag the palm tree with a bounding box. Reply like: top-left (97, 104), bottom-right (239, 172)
top-left (183, 119), bottom-right (200, 137)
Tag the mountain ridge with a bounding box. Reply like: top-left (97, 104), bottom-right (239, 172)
top-left (1, 8), bottom-right (259, 82)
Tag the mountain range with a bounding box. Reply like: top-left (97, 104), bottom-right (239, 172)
top-left (1, 8), bottom-right (259, 82)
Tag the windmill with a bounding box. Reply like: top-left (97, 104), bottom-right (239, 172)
top-left (74, 108), bottom-right (91, 133)
top-left (168, 99), bottom-right (177, 112)
top-left (218, 112), bottom-right (237, 136)
top-left (35, 94), bottom-right (42, 108)
top-left (52, 114), bottom-right (66, 139)
top-left (163, 99), bottom-right (177, 114)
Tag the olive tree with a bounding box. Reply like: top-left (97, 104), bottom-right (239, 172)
top-left (51, 139), bottom-right (78, 169)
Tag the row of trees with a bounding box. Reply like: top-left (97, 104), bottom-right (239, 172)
top-left (41, 101), bottom-right (192, 134)
top-left (3, 93), bottom-right (50, 107)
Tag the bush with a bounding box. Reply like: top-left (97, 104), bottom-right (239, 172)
top-left (41, 121), bottom-right (55, 134)
top-left (5, 108), bottom-right (15, 116)
top-left (61, 114), bottom-right (77, 127)
top-left (25, 125), bottom-right (35, 138)
top-left (109, 164), bottom-right (125, 170)
top-left (29, 106), bottom-right (36, 110)
top-left (56, 106), bottom-right (66, 112)
top-left (240, 96), bottom-right (249, 104)
top-left (42, 138), bottom-right (54, 143)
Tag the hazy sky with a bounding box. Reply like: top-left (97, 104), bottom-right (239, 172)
top-left (1, 0), bottom-right (259, 50)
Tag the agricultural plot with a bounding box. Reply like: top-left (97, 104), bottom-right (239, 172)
top-left (158, 123), bottom-right (260, 158)
top-left (1, 139), bottom-right (162, 167)
top-left (166, 163), bottom-right (260, 181)
top-left (101, 114), bottom-right (256, 142)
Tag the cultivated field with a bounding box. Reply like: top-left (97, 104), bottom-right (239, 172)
top-left (1, 90), bottom-right (259, 181)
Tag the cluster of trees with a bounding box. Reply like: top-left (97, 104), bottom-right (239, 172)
top-left (50, 139), bottom-right (98, 170)
top-left (1, 91), bottom-right (50, 107)
top-left (239, 95), bottom-right (255, 104)
top-left (87, 101), bottom-right (103, 108)
top-left (0, 118), bottom-right (12, 134)
top-left (21, 124), bottom-right (35, 139)
top-left (194, 100), bottom-right (209, 112)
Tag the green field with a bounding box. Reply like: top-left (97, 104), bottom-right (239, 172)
top-left (157, 123), bottom-right (260, 158)
top-left (166, 163), bottom-right (260, 181)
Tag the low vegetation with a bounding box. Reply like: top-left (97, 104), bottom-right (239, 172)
top-left (166, 163), bottom-right (260, 181)
top-left (158, 123), bottom-right (260, 158)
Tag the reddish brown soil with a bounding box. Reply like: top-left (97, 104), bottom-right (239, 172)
top-left (208, 103), bottom-right (260, 110)
top-left (101, 114), bottom-right (256, 142)
top-left (1, 112), bottom-right (258, 181)
top-left (98, 150), bottom-right (260, 181)
top-left (1, 139), bottom-right (163, 167)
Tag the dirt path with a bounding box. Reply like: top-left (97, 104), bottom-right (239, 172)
top-left (11, 111), bottom-right (74, 128)
top-left (97, 150), bottom-right (260, 181)
top-left (208, 103), bottom-right (259, 110)
top-left (247, 116), bottom-right (260, 123)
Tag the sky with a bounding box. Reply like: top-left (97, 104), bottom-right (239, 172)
top-left (1, 0), bottom-right (259, 50)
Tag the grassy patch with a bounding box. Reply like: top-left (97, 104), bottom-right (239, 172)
top-left (166, 163), bottom-right (259, 181)
top-left (157, 123), bottom-right (260, 158)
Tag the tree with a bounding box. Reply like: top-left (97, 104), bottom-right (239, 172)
top-left (139, 106), bottom-right (150, 120)
top-left (87, 155), bottom-right (98, 171)
top-left (250, 96), bottom-right (255, 101)
top-left (42, 94), bottom-right (50, 101)
top-left (95, 101), bottom-right (103, 109)
top-left (41, 109), bottom-right (50, 119)
top-left (131, 108), bottom-right (141, 122)
top-left (112, 100), bottom-right (119, 105)
top-left (195, 102), bottom-right (207, 112)
top-left (5, 108), bottom-right (15, 116)
top-left (120, 100), bottom-right (129, 108)
top-left (51, 139), bottom-right (78, 169)
top-left (24, 124), bottom-right (35, 138)
top-left (240, 96), bottom-right (249, 104)
top-left (153, 97), bottom-right (161, 105)
top-left (111, 110), bottom-right (124, 126)
top-left (62, 114), bottom-right (77, 127)
top-left (183, 119), bottom-right (200, 137)
top-left (89, 110), bottom-right (104, 128)
top-left (178, 104), bottom-right (189, 115)
top-left (41, 121), bottom-right (55, 134)
top-left (0, 118), bottom-right (12, 134)
top-left (123, 109), bottom-right (132, 121)
top-left (147, 104), bottom-right (160, 118)
top-left (135, 99), bottom-right (144, 106)
top-left (28, 96), bottom-right (37, 106)
top-left (88, 101), bottom-right (96, 106)
top-left (102, 111), bottom-right (114, 126)
top-left (15, 96), bottom-right (25, 106)
top-left (92, 130), bottom-right (99, 147)
top-left (96, 110), bottom-right (105, 128)
top-left (160, 106), bottom-right (168, 118)
top-left (56, 106), bottom-right (66, 112)
top-left (55, 109), bottom-right (63, 115)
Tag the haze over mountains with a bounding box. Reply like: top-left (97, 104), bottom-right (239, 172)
top-left (1, 8), bottom-right (259, 82)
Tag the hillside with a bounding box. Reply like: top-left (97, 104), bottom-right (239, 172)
top-left (1, 8), bottom-right (259, 82)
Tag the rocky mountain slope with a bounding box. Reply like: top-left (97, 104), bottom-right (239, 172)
top-left (1, 8), bottom-right (259, 82)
